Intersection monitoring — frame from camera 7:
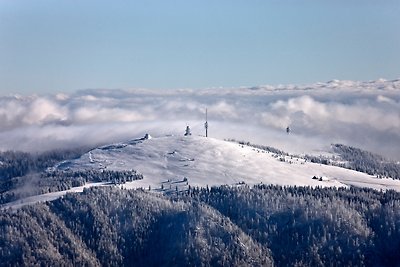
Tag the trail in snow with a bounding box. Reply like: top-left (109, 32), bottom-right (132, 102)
top-left (1, 182), bottom-right (107, 211)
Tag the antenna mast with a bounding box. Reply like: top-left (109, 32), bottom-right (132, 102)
top-left (204, 108), bottom-right (208, 137)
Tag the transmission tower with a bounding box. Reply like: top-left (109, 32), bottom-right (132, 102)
top-left (204, 108), bottom-right (208, 137)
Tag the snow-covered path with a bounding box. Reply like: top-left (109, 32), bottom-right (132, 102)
top-left (1, 182), bottom-right (107, 211)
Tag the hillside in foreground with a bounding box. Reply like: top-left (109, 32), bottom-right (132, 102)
top-left (2, 185), bottom-right (400, 266)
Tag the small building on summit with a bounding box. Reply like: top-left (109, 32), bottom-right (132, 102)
top-left (184, 126), bottom-right (192, 136)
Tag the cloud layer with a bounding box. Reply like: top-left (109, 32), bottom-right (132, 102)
top-left (1, 79), bottom-right (400, 160)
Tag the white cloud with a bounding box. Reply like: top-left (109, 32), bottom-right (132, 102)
top-left (265, 96), bottom-right (400, 134)
top-left (208, 101), bottom-right (238, 119)
top-left (71, 106), bottom-right (149, 123)
top-left (0, 79), bottom-right (399, 160)
top-left (23, 98), bottom-right (68, 125)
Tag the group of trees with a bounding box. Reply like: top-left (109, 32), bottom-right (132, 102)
top-left (0, 147), bottom-right (92, 179)
top-left (179, 185), bottom-right (400, 266)
top-left (332, 144), bottom-right (400, 180)
top-left (0, 147), bottom-right (92, 203)
top-left (0, 148), bottom-right (143, 205)
top-left (0, 169), bottom-right (143, 206)
top-left (2, 185), bottom-right (400, 266)
top-left (0, 187), bottom-right (272, 266)
top-left (227, 139), bottom-right (289, 156)
top-left (302, 144), bottom-right (400, 180)
top-left (44, 169), bottom-right (143, 185)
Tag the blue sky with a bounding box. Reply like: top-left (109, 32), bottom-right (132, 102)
top-left (1, 0), bottom-right (399, 95)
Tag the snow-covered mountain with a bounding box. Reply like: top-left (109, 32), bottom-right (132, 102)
top-left (4, 134), bottom-right (400, 211)
top-left (58, 135), bottom-right (400, 192)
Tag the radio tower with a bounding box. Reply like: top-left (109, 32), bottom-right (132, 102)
top-left (204, 108), bottom-right (208, 137)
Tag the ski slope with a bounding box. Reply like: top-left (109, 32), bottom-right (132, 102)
top-left (60, 135), bottom-right (400, 192)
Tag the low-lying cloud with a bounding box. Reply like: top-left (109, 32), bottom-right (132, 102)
top-left (1, 79), bottom-right (399, 160)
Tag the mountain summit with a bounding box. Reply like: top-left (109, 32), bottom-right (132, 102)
top-left (59, 135), bottom-right (400, 192)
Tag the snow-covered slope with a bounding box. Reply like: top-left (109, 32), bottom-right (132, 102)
top-left (59, 135), bottom-right (400, 192)
top-left (4, 135), bottom-right (400, 210)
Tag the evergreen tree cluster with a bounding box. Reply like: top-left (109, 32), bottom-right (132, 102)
top-left (0, 147), bottom-right (92, 204)
top-left (180, 185), bottom-right (400, 266)
top-left (1, 187), bottom-right (272, 266)
top-left (227, 139), bottom-right (289, 156)
top-left (332, 144), bottom-right (400, 180)
top-left (2, 185), bottom-right (400, 266)
top-left (0, 169), bottom-right (142, 205)
top-left (0, 147), bottom-right (143, 205)
top-left (0, 147), bottom-right (91, 179)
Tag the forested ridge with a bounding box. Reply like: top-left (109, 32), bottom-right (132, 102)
top-left (2, 185), bottom-right (400, 266)
top-left (0, 148), bottom-right (142, 205)
top-left (332, 144), bottom-right (400, 180)
top-left (0, 148), bottom-right (91, 204)
top-left (0, 147), bottom-right (92, 179)
top-left (230, 140), bottom-right (400, 180)
top-left (304, 144), bottom-right (400, 180)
